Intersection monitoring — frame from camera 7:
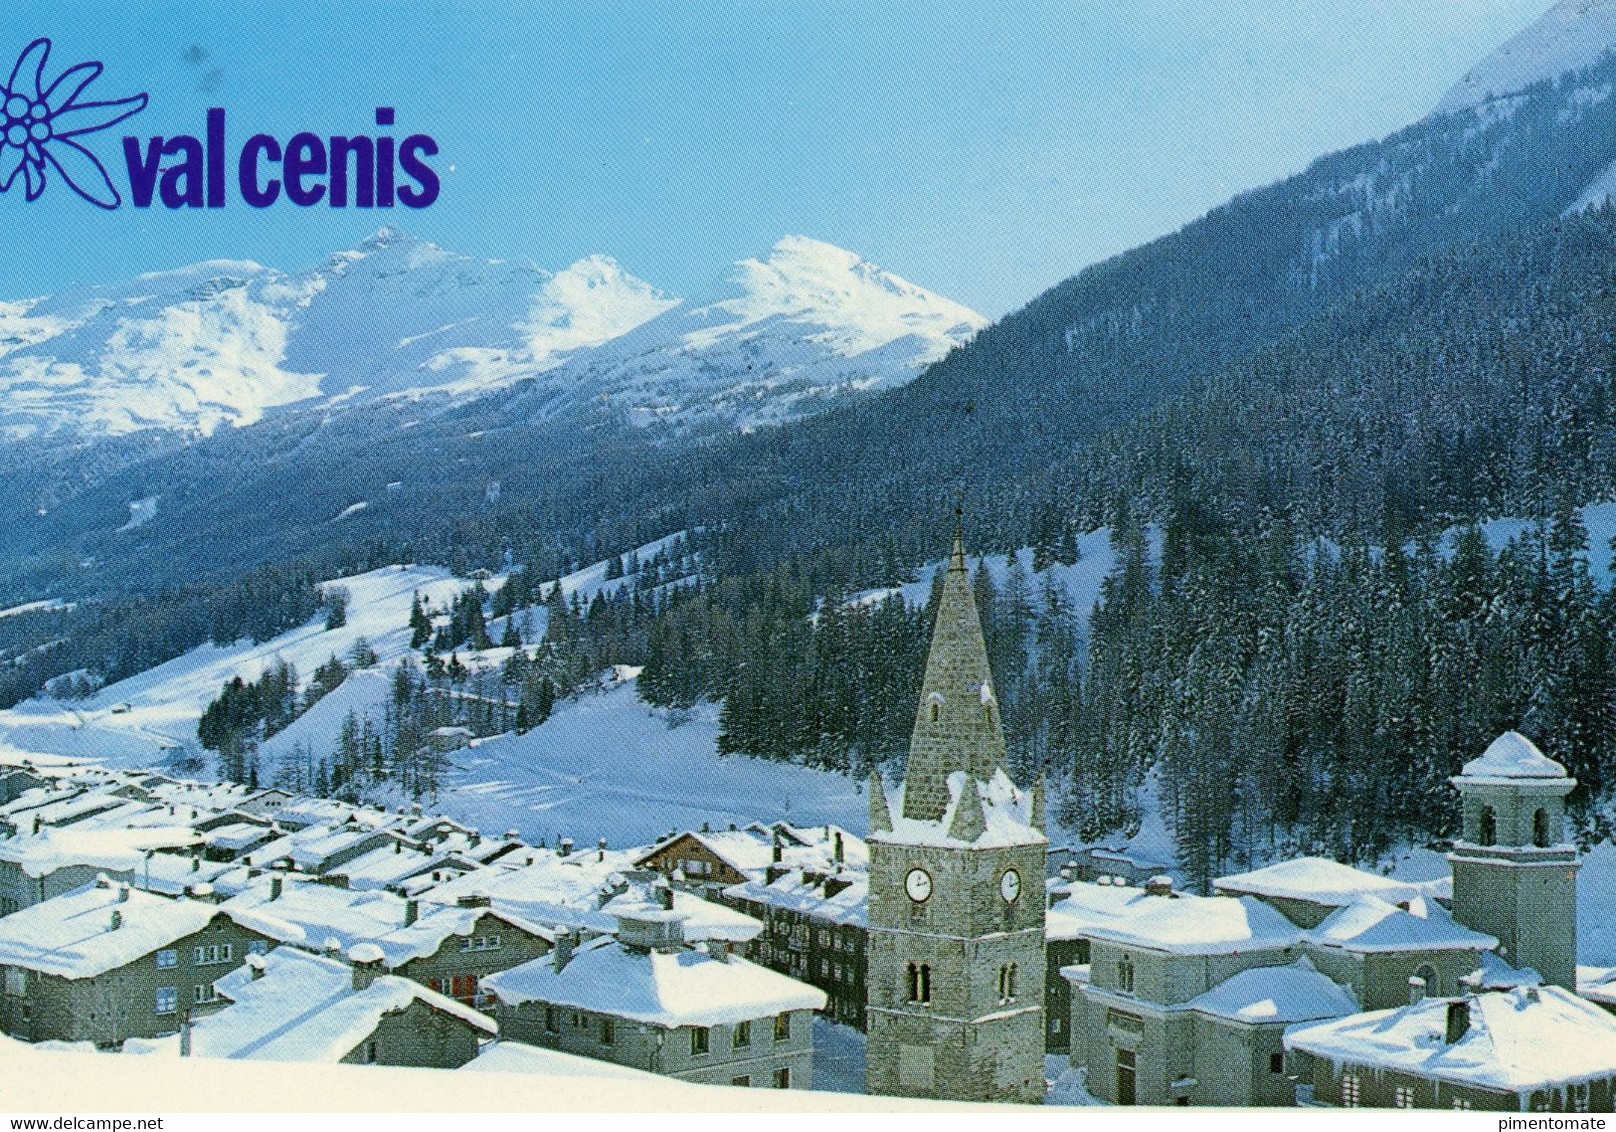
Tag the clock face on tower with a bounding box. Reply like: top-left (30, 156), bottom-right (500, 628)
top-left (999, 868), bottom-right (1022, 904)
top-left (905, 867), bottom-right (933, 903)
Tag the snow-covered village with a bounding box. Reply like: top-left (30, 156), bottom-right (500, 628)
top-left (12, 0), bottom-right (1616, 1117)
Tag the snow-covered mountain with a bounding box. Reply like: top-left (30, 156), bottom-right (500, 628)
top-left (529, 236), bottom-right (988, 433)
top-left (0, 230), bottom-right (983, 443)
top-left (0, 229), bottom-right (672, 441)
top-left (1434, 0), bottom-right (1616, 116)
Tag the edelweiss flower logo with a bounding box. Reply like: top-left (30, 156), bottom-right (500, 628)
top-left (1, 38), bottom-right (148, 209)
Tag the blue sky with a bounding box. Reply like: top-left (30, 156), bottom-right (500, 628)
top-left (2, 2), bottom-right (1550, 315)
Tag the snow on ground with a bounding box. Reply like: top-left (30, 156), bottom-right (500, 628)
top-left (432, 678), bottom-right (865, 849)
top-left (0, 564), bottom-right (479, 769)
top-left (810, 1017), bottom-right (866, 1094)
top-left (1434, 0), bottom-right (1616, 116)
top-left (845, 526), bottom-right (1164, 627)
top-left (0, 599), bottom-right (73, 620)
top-left (1046, 1057), bottom-right (1106, 1106)
top-left (115, 496), bottom-right (158, 533)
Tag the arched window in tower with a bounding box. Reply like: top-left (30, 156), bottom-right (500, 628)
top-left (1413, 963), bottom-right (1438, 998)
top-left (918, 964), bottom-right (931, 1003)
top-left (1008, 962), bottom-right (1018, 1002)
top-left (1478, 805), bottom-right (1497, 847)
top-left (997, 965), bottom-right (1008, 1004)
top-left (930, 702), bottom-right (940, 724)
top-left (906, 962), bottom-right (919, 1003)
top-left (1533, 807), bottom-right (1552, 848)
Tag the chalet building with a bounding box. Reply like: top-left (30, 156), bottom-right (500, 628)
top-left (723, 864), bottom-right (868, 1027)
top-left (222, 875), bottom-right (553, 1006)
top-left (1287, 986), bottom-right (1616, 1111)
top-left (485, 891), bottom-right (825, 1088)
top-left (0, 878), bottom-right (282, 1046)
top-left (0, 826), bottom-right (201, 916)
top-left (125, 945), bottom-right (494, 1067)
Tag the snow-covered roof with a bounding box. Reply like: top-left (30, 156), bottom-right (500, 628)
top-left (1307, 896), bottom-right (1497, 955)
top-left (1045, 880), bottom-right (1156, 941)
top-left (1215, 857), bottom-right (1436, 908)
top-left (1051, 882), bottom-right (1300, 956)
top-left (1286, 986), bottom-right (1616, 1094)
top-left (0, 826), bottom-right (201, 878)
top-left (1188, 958), bottom-right (1359, 1025)
top-left (125, 946), bottom-right (493, 1062)
top-left (0, 880), bottom-right (284, 979)
top-left (1455, 732), bottom-right (1569, 784)
top-left (221, 875), bottom-right (552, 966)
top-left (871, 769), bottom-right (1044, 850)
top-left (462, 1040), bottom-right (660, 1081)
top-left (724, 867), bottom-right (868, 928)
top-left (484, 940), bottom-right (826, 1028)
top-left (600, 888), bottom-right (762, 943)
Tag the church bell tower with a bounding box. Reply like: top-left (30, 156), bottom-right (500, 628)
top-left (865, 520), bottom-right (1047, 1104)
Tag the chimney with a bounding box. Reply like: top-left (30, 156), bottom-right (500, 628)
top-left (559, 837), bottom-right (573, 858)
top-left (765, 864), bottom-right (788, 885)
top-left (1408, 975), bottom-right (1426, 1005)
top-left (1445, 1000), bottom-right (1470, 1045)
top-left (471, 832), bottom-right (482, 848)
top-left (110, 910), bottom-right (123, 931)
top-left (393, 839), bottom-right (401, 855)
top-left (248, 954), bottom-right (266, 981)
top-left (598, 837), bottom-right (607, 862)
top-left (701, 821), bottom-right (711, 834)
top-left (324, 937), bottom-right (343, 959)
top-left (118, 884), bottom-right (130, 903)
top-left (834, 832), bottom-right (844, 863)
top-left (1145, 876), bottom-right (1173, 898)
top-left (31, 814), bottom-right (41, 835)
top-left (269, 875), bottom-right (283, 901)
top-left (349, 944), bottom-right (384, 991)
top-left (552, 929), bottom-right (575, 972)
top-left (772, 837), bottom-right (783, 864)
top-left (191, 854), bottom-right (200, 873)
top-left (404, 899), bottom-right (419, 927)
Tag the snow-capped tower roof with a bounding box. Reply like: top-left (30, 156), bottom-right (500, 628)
top-left (900, 519), bottom-right (1007, 822)
top-left (1454, 731), bottom-right (1569, 785)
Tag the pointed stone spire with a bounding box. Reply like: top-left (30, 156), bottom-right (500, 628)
top-left (902, 516), bottom-right (1008, 821)
top-left (948, 776), bottom-right (987, 842)
top-left (869, 768), bottom-right (893, 834)
top-left (1030, 771), bottom-right (1046, 833)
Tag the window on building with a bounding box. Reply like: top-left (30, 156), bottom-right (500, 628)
top-left (1393, 1085), bottom-right (1415, 1109)
top-left (732, 1020), bottom-right (751, 1049)
top-left (773, 1067), bottom-right (791, 1089)
top-left (460, 934), bottom-right (503, 952)
top-left (3, 968), bottom-right (26, 996)
top-left (600, 1018), bottom-right (615, 1046)
top-left (774, 1012), bottom-right (790, 1042)
top-left (1341, 1074), bottom-right (1361, 1107)
top-left (691, 1027), bottom-right (710, 1056)
top-left (1117, 954), bottom-right (1135, 993)
top-left (1269, 1052), bottom-right (1285, 1075)
top-left (1413, 964), bottom-right (1438, 999)
top-left (155, 987), bottom-right (177, 1015)
top-left (193, 943), bottom-right (233, 966)
top-left (731, 1076), bottom-right (751, 1088)
top-left (1051, 1016), bottom-right (1063, 1036)
top-left (194, 983), bottom-right (219, 1005)
top-left (545, 1006), bottom-right (560, 1034)
top-left (1570, 1084), bottom-right (1591, 1113)
top-left (0, 898), bottom-right (15, 916)
top-left (155, 949), bottom-right (177, 970)
top-left (1452, 1099), bottom-right (1473, 1111)
top-left (365, 1041), bottom-right (378, 1064)
top-left (1479, 806), bottom-right (1497, 847)
top-left (929, 703), bottom-right (939, 723)
top-left (1533, 808), bottom-right (1552, 848)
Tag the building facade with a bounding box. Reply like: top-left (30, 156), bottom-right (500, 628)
top-left (865, 528), bottom-right (1047, 1104)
